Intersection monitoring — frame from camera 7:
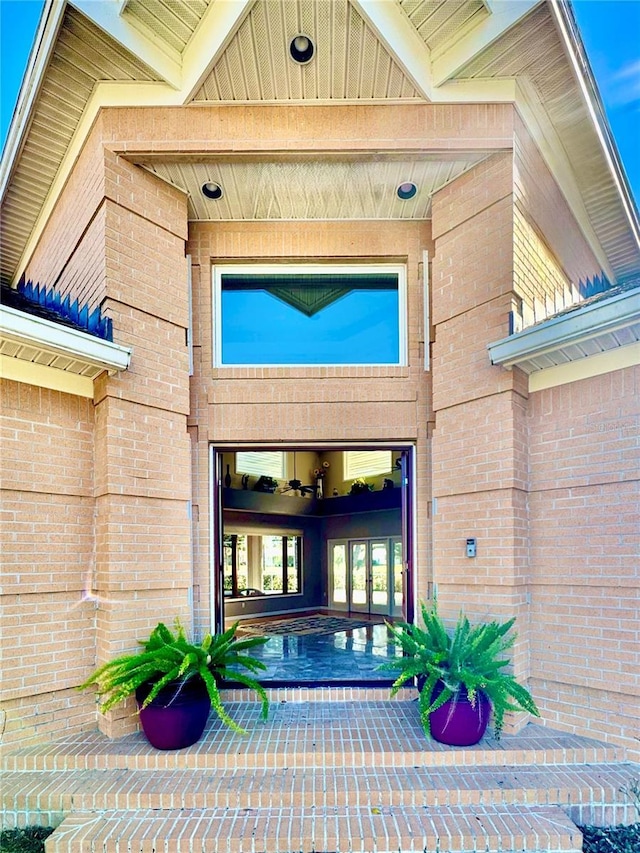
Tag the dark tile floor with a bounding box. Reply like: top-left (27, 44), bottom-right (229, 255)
top-left (238, 623), bottom-right (404, 684)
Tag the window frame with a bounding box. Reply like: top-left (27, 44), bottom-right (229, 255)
top-left (212, 262), bottom-right (407, 368)
top-left (223, 531), bottom-right (303, 599)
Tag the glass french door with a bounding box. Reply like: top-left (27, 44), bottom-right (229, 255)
top-left (329, 537), bottom-right (402, 617)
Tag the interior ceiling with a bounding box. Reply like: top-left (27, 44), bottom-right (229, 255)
top-left (1, 0), bottom-right (638, 285)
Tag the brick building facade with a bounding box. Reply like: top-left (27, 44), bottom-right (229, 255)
top-left (1, 0), bottom-right (638, 758)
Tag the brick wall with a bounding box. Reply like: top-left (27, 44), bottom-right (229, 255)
top-left (187, 219), bottom-right (434, 634)
top-left (513, 113), bottom-right (603, 327)
top-left (511, 119), bottom-right (638, 754)
top-left (1, 115), bottom-right (193, 746)
top-left (23, 115), bottom-right (108, 310)
top-left (527, 367), bottom-right (640, 757)
top-left (430, 152), bottom-right (533, 711)
top-left (92, 140), bottom-right (192, 738)
top-left (0, 380), bottom-right (97, 752)
top-left (4, 98), bottom-right (635, 756)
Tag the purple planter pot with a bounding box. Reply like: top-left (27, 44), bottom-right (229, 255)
top-left (135, 677), bottom-right (211, 750)
top-left (428, 682), bottom-right (492, 746)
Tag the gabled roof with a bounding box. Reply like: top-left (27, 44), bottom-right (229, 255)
top-left (0, 0), bottom-right (638, 288)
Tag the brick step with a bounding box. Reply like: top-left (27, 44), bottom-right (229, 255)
top-left (3, 708), bottom-right (622, 773)
top-left (4, 762), bottom-right (635, 827)
top-left (43, 804), bottom-right (584, 853)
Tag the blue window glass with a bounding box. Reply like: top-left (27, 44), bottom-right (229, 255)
top-left (216, 266), bottom-right (404, 366)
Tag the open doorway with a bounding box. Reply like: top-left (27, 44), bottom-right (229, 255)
top-left (210, 445), bottom-right (414, 685)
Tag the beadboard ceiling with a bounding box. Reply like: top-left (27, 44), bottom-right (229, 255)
top-left (138, 154), bottom-right (490, 221)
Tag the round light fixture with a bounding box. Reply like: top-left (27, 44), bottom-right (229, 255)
top-left (202, 181), bottom-right (223, 200)
top-left (397, 181), bottom-right (418, 200)
top-left (289, 33), bottom-right (314, 64)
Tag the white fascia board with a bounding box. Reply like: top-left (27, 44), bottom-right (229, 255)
top-left (351, 0), bottom-right (434, 100)
top-left (182, 0), bottom-right (254, 103)
top-left (487, 287), bottom-right (640, 368)
top-left (0, 305), bottom-right (132, 374)
top-left (0, 0), bottom-right (65, 202)
top-left (430, 78), bottom-right (517, 103)
top-left (432, 0), bottom-right (542, 87)
top-left (515, 78), bottom-right (615, 283)
top-left (549, 0), bottom-right (640, 253)
top-left (68, 0), bottom-right (182, 88)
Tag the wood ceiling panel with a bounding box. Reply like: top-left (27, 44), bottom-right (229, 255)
top-left (192, 0), bottom-right (422, 102)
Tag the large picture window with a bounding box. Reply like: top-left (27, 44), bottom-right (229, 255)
top-left (213, 263), bottom-right (406, 366)
top-left (223, 533), bottom-right (302, 598)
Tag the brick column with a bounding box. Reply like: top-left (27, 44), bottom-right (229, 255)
top-left (430, 153), bottom-right (531, 721)
top-left (93, 153), bottom-right (192, 736)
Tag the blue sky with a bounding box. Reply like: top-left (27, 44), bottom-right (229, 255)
top-left (1, 0), bottom-right (638, 207)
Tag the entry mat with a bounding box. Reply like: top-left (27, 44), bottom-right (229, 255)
top-left (240, 614), bottom-right (380, 636)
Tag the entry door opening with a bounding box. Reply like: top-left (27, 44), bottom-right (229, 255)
top-left (210, 445), bottom-right (414, 684)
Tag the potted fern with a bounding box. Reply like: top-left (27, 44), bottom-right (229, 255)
top-left (379, 600), bottom-right (539, 744)
top-left (79, 619), bottom-right (269, 749)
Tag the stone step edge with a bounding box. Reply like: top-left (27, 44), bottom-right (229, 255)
top-left (4, 762), bottom-right (634, 811)
top-left (222, 686), bottom-right (415, 702)
top-left (6, 742), bottom-right (621, 773)
top-left (43, 804), bottom-right (584, 853)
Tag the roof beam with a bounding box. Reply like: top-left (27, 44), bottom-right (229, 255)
top-left (181, 0), bottom-right (255, 103)
top-left (69, 0), bottom-right (182, 88)
top-left (432, 0), bottom-right (542, 87)
top-left (351, 0), bottom-right (434, 101)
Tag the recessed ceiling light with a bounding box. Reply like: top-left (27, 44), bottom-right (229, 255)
top-left (289, 33), bottom-right (314, 64)
top-left (397, 182), bottom-right (418, 200)
top-left (202, 182), bottom-right (223, 200)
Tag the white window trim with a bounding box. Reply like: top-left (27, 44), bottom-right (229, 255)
top-left (212, 262), bottom-right (407, 368)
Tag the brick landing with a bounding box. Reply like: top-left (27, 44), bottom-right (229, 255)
top-left (2, 689), bottom-right (638, 852)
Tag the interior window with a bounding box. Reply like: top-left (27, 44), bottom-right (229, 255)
top-left (343, 450), bottom-right (393, 479)
top-left (224, 533), bottom-right (302, 597)
top-left (214, 264), bottom-right (406, 366)
top-left (235, 451), bottom-right (285, 479)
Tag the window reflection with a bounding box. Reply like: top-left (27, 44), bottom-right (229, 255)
top-left (216, 266), bottom-right (404, 366)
